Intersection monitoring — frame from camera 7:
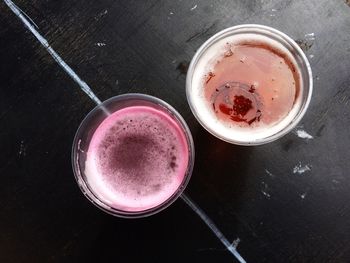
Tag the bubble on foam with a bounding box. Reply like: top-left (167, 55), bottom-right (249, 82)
top-left (190, 33), bottom-right (303, 143)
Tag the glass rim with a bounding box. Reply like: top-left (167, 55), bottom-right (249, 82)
top-left (71, 93), bottom-right (195, 218)
top-left (186, 24), bottom-right (313, 145)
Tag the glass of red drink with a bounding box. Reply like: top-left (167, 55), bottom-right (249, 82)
top-left (186, 24), bottom-right (313, 145)
top-left (72, 94), bottom-right (194, 218)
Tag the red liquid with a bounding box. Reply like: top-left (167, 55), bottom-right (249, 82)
top-left (204, 41), bottom-right (300, 127)
top-left (85, 106), bottom-right (189, 212)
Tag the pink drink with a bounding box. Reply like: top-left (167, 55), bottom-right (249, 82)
top-left (84, 106), bottom-right (190, 212)
top-left (186, 25), bottom-right (313, 145)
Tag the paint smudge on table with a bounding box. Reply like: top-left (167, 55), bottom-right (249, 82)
top-left (270, 8), bottom-right (277, 17)
top-left (295, 129), bottom-right (314, 140)
top-left (293, 162), bottom-right (312, 174)
top-left (96, 42), bottom-right (106, 47)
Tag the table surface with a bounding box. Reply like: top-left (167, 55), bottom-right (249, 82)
top-left (1, 0), bottom-right (350, 262)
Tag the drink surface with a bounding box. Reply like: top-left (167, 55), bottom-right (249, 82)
top-left (190, 33), bottom-right (302, 142)
top-left (204, 41), bottom-right (299, 126)
top-left (84, 106), bottom-right (189, 212)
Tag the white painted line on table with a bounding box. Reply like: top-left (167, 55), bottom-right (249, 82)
top-left (3, 0), bottom-right (102, 106)
top-left (181, 193), bottom-right (247, 263)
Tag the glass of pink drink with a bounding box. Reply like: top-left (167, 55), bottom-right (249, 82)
top-left (186, 24), bottom-right (313, 145)
top-left (72, 94), bottom-right (194, 218)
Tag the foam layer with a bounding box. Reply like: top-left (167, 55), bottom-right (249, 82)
top-left (85, 106), bottom-right (189, 212)
top-left (189, 33), bottom-right (303, 143)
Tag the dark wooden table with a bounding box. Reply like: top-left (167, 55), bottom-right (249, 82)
top-left (1, 0), bottom-right (350, 262)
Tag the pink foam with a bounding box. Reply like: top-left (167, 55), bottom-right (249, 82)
top-left (85, 106), bottom-right (189, 212)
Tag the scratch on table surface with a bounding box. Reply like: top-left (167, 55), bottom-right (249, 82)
top-left (83, 54), bottom-right (96, 62)
top-left (312, 107), bottom-right (329, 127)
top-left (186, 21), bottom-right (217, 42)
top-left (295, 129), bottom-right (314, 140)
top-left (95, 9), bottom-right (108, 21)
top-left (332, 81), bottom-right (350, 104)
top-left (313, 80), bottom-right (350, 126)
top-left (261, 181), bottom-right (271, 199)
top-left (190, 4), bottom-right (197, 11)
top-left (231, 238), bottom-right (240, 248)
top-left (316, 124), bottom-right (325, 137)
top-left (9, 0), bottom-right (39, 28)
top-left (293, 162), bottom-right (312, 174)
top-left (261, 190), bottom-right (271, 199)
top-left (265, 169), bottom-right (274, 177)
top-left (18, 140), bottom-right (26, 157)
